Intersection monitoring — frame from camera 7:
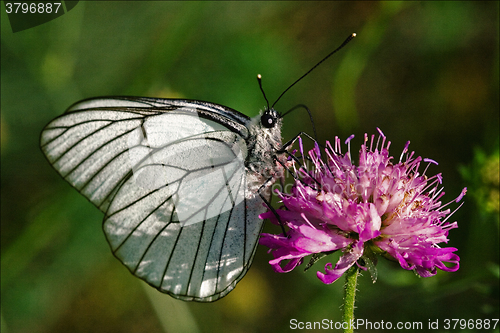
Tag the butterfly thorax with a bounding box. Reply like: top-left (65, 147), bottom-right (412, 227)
top-left (244, 110), bottom-right (284, 197)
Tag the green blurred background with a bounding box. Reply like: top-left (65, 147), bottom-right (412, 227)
top-left (1, 1), bottom-right (498, 332)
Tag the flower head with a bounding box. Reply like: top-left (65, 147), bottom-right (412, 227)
top-left (260, 129), bottom-right (465, 284)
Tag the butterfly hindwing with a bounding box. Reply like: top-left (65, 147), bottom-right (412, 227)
top-left (40, 97), bottom-right (268, 301)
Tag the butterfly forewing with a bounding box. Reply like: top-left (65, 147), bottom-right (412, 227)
top-left (40, 97), bottom-right (270, 301)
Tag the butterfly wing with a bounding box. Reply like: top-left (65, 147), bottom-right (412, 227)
top-left (40, 97), bottom-right (267, 301)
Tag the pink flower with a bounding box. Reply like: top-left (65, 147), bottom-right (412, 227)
top-left (260, 129), bottom-right (465, 284)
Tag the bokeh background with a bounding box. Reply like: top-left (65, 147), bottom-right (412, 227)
top-left (2, 2), bottom-right (498, 332)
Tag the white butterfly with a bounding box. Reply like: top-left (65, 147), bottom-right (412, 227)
top-left (40, 96), bottom-right (285, 302)
top-left (40, 33), bottom-right (356, 302)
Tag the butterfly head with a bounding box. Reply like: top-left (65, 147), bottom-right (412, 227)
top-left (260, 108), bottom-right (280, 129)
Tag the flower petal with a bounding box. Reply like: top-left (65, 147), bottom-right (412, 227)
top-left (317, 242), bottom-right (364, 284)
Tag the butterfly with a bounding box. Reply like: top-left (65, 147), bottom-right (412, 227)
top-left (39, 33), bottom-right (356, 302)
top-left (40, 96), bottom-right (285, 302)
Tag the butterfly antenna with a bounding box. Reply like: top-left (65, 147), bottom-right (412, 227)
top-left (281, 104), bottom-right (318, 142)
top-left (271, 32), bottom-right (356, 109)
top-left (257, 74), bottom-right (270, 111)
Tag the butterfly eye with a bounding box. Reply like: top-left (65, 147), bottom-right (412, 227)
top-left (261, 109), bottom-right (278, 128)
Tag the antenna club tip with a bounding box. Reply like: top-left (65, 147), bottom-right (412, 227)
top-left (257, 74), bottom-right (262, 79)
top-left (352, 32), bottom-right (357, 37)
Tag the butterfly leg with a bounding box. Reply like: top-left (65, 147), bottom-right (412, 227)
top-left (276, 132), bottom-right (324, 188)
top-left (257, 178), bottom-right (288, 237)
top-left (259, 132), bottom-right (325, 238)
top-left (281, 131), bottom-right (318, 151)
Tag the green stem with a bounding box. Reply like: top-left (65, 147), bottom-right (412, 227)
top-left (343, 265), bottom-right (359, 333)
